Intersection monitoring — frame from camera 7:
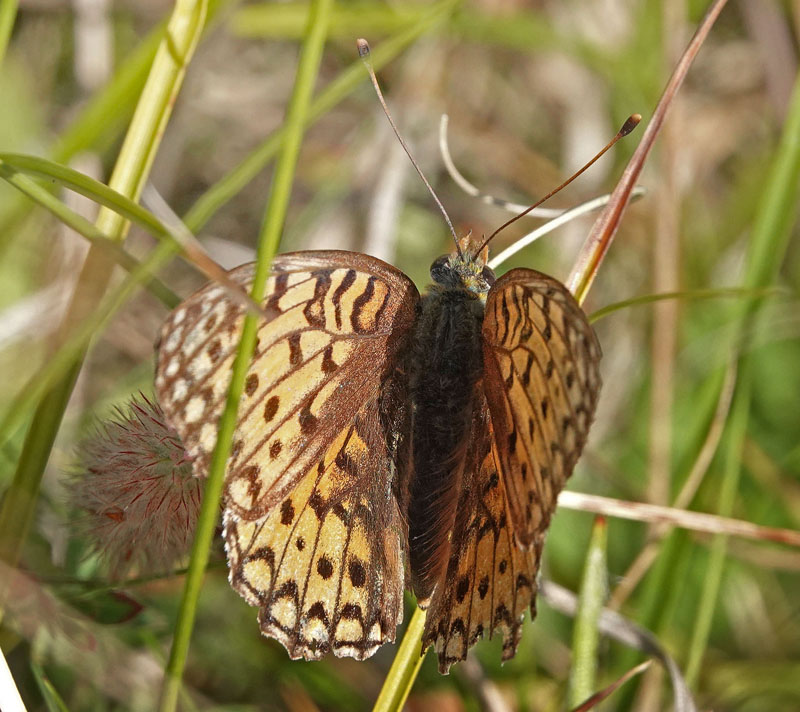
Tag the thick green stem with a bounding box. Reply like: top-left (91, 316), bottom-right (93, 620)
top-left (372, 607), bottom-right (427, 712)
top-left (157, 1), bottom-right (333, 709)
top-left (568, 516), bottom-right (608, 706)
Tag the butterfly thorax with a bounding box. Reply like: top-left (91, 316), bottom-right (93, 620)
top-left (407, 252), bottom-right (495, 604)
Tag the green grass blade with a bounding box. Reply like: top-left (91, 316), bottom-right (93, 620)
top-left (232, 2), bottom-right (428, 38)
top-left (30, 660), bottom-right (71, 712)
top-left (684, 67), bottom-right (800, 688)
top-left (588, 287), bottom-right (786, 323)
top-left (230, 2), bottom-right (583, 63)
top-left (0, 0), bottom-right (17, 69)
top-left (157, 1), bottom-right (333, 709)
top-left (0, 163), bottom-right (178, 307)
top-left (372, 607), bottom-right (427, 712)
top-left (684, 372), bottom-right (750, 686)
top-left (568, 516), bottom-right (608, 707)
top-left (0, 153), bottom-right (175, 238)
top-left (93, 6), bottom-right (207, 239)
top-left (0, 0), bottom-right (208, 609)
top-left (741, 80), bottom-right (800, 295)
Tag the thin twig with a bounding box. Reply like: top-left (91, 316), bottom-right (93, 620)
top-left (557, 490), bottom-right (800, 547)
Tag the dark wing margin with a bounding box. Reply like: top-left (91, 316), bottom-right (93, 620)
top-left (481, 268), bottom-right (602, 547)
top-left (155, 250), bottom-right (419, 660)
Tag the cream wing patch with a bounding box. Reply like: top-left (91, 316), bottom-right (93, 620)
top-left (224, 401), bottom-right (408, 660)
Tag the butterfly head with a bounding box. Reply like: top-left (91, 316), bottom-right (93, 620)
top-left (429, 248), bottom-right (496, 296)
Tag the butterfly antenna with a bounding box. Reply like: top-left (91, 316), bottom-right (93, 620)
top-left (473, 114), bottom-right (641, 257)
top-left (358, 39), bottom-right (461, 256)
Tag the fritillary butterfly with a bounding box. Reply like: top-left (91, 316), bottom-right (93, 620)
top-left (154, 238), bottom-right (601, 672)
top-left (152, 0), bottom-right (732, 672)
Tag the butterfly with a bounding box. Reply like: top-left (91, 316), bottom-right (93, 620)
top-left (154, 233), bottom-right (601, 673)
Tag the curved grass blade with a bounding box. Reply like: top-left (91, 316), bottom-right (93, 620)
top-left (542, 580), bottom-right (697, 712)
top-left (0, 154), bottom-right (260, 313)
top-left (0, 163), bottom-right (178, 307)
top-left (0, 0), bottom-right (209, 611)
top-left (588, 287), bottom-right (785, 323)
top-left (0, 153), bottom-right (174, 237)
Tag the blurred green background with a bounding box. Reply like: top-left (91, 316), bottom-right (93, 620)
top-left (0, 0), bottom-right (799, 710)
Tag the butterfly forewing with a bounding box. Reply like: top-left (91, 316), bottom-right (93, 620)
top-left (155, 250), bottom-right (419, 660)
top-left (482, 268), bottom-right (602, 547)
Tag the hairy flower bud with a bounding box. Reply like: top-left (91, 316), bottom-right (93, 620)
top-left (69, 394), bottom-right (201, 578)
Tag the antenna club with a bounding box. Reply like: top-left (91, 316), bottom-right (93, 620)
top-left (357, 38), bottom-right (370, 59)
top-left (620, 114), bottom-right (642, 137)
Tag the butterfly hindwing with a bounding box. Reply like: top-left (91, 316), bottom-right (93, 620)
top-left (224, 392), bottom-right (408, 660)
top-left (155, 250), bottom-right (419, 659)
top-left (482, 268), bottom-right (602, 547)
top-left (421, 396), bottom-right (542, 673)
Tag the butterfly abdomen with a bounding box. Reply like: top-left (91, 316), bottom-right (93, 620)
top-left (408, 286), bottom-right (485, 603)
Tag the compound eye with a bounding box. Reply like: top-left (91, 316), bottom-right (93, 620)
top-left (430, 255), bottom-right (449, 279)
top-left (481, 265), bottom-right (496, 286)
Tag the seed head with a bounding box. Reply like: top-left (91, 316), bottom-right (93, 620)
top-left (69, 394), bottom-right (201, 578)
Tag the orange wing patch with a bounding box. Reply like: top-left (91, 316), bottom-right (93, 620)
top-left (482, 268), bottom-right (601, 546)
